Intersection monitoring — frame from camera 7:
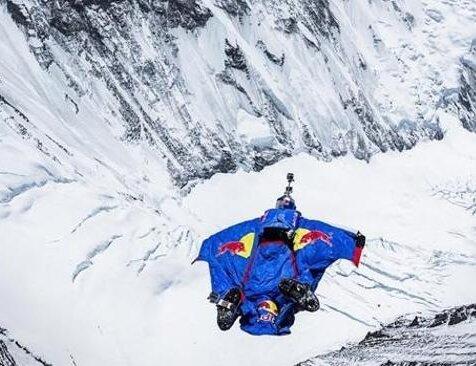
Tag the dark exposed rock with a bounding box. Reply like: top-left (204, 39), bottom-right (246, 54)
top-left (430, 303), bottom-right (476, 327)
top-left (270, 0), bottom-right (339, 40)
top-left (342, 91), bottom-right (443, 159)
top-left (429, 311), bottom-right (449, 327)
top-left (298, 304), bottom-right (476, 366)
top-left (166, 0), bottom-right (213, 30)
top-left (1, 0), bottom-right (455, 188)
top-left (360, 329), bottom-right (391, 344)
top-left (12, 340), bottom-right (52, 366)
top-left (215, 0), bottom-right (249, 18)
top-left (344, 94), bottom-right (405, 155)
top-left (0, 95), bottom-right (30, 124)
top-left (300, 124), bottom-right (324, 154)
top-left (50, 4), bottom-right (89, 35)
top-left (402, 12), bottom-right (415, 30)
top-left (46, 0), bottom-right (213, 36)
top-left (302, 0), bottom-right (339, 40)
top-left (389, 0), bottom-right (416, 30)
top-left (252, 148), bottom-right (291, 171)
top-left (256, 40), bottom-right (285, 66)
top-left (448, 305), bottom-right (474, 325)
top-left (439, 40), bottom-right (476, 132)
top-left (276, 17), bottom-right (298, 34)
top-left (408, 316), bottom-right (421, 327)
top-left (6, 0), bottom-right (29, 28)
top-left (0, 340), bottom-right (17, 366)
top-left (457, 40), bottom-right (476, 131)
top-left (0, 326), bottom-right (52, 366)
top-left (216, 70), bottom-right (258, 112)
top-left (0, 341), bottom-right (17, 366)
top-left (359, 56), bottom-right (368, 70)
top-left (380, 362), bottom-right (451, 366)
top-left (75, 0), bottom-right (118, 10)
top-left (224, 39), bottom-right (248, 72)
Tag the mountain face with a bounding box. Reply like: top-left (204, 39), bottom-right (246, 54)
top-left (298, 304), bottom-right (476, 366)
top-left (1, 0), bottom-right (474, 188)
top-left (3, 304), bottom-right (475, 366)
top-left (0, 1), bottom-right (475, 366)
top-left (452, 39), bottom-right (476, 132)
top-left (1, 326), bottom-right (51, 366)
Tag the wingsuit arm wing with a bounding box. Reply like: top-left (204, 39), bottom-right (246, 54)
top-left (294, 217), bottom-right (363, 289)
top-left (197, 236), bottom-right (235, 296)
top-left (195, 218), bottom-right (260, 297)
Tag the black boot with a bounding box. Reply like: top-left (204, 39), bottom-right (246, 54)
top-left (279, 278), bottom-right (320, 312)
top-left (216, 288), bottom-right (242, 331)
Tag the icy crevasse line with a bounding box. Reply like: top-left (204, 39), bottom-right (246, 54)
top-left (0, 177), bottom-right (75, 204)
top-left (70, 205), bottom-right (118, 234)
top-left (72, 234), bottom-right (123, 282)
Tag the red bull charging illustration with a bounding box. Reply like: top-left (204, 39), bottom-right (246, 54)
top-left (300, 230), bottom-right (333, 246)
top-left (195, 173), bottom-right (366, 335)
top-left (218, 241), bottom-right (246, 255)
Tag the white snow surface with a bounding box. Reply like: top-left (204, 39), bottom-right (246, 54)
top-left (0, 0), bottom-right (475, 364)
top-left (1, 112), bottom-right (475, 365)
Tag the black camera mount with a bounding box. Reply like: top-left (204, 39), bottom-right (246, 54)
top-left (285, 173), bottom-right (294, 196)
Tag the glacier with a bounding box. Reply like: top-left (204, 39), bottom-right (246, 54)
top-left (1, 119), bottom-right (475, 365)
top-left (0, 0), bottom-right (475, 365)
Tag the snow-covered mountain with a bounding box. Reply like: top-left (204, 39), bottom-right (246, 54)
top-left (300, 304), bottom-right (476, 365)
top-left (0, 0), bottom-right (475, 365)
top-left (2, 0), bottom-right (474, 187)
top-left (1, 124), bottom-right (476, 365)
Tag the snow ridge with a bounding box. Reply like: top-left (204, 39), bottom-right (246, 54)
top-left (299, 304), bottom-right (476, 366)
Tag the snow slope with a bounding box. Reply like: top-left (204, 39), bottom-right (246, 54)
top-left (1, 0), bottom-right (475, 364)
top-left (1, 113), bottom-right (475, 365)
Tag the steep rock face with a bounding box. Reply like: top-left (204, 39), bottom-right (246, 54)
top-left (456, 40), bottom-right (476, 132)
top-left (0, 326), bottom-right (52, 366)
top-left (215, 0), bottom-right (249, 18)
top-left (1, 0), bottom-right (472, 188)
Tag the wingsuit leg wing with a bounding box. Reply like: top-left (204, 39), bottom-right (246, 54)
top-left (195, 212), bottom-right (366, 335)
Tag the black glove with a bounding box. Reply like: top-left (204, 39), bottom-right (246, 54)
top-left (356, 231), bottom-right (366, 248)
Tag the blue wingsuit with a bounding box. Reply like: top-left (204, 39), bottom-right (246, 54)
top-left (196, 208), bottom-right (363, 335)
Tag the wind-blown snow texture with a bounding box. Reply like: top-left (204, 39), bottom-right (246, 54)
top-left (1, 0), bottom-right (475, 365)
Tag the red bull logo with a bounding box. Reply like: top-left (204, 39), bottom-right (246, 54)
top-left (293, 228), bottom-right (333, 250)
top-left (218, 241), bottom-right (245, 255)
top-left (258, 300), bottom-right (279, 322)
top-left (300, 230), bottom-right (333, 246)
top-left (216, 233), bottom-right (254, 258)
top-left (259, 300), bottom-right (279, 316)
